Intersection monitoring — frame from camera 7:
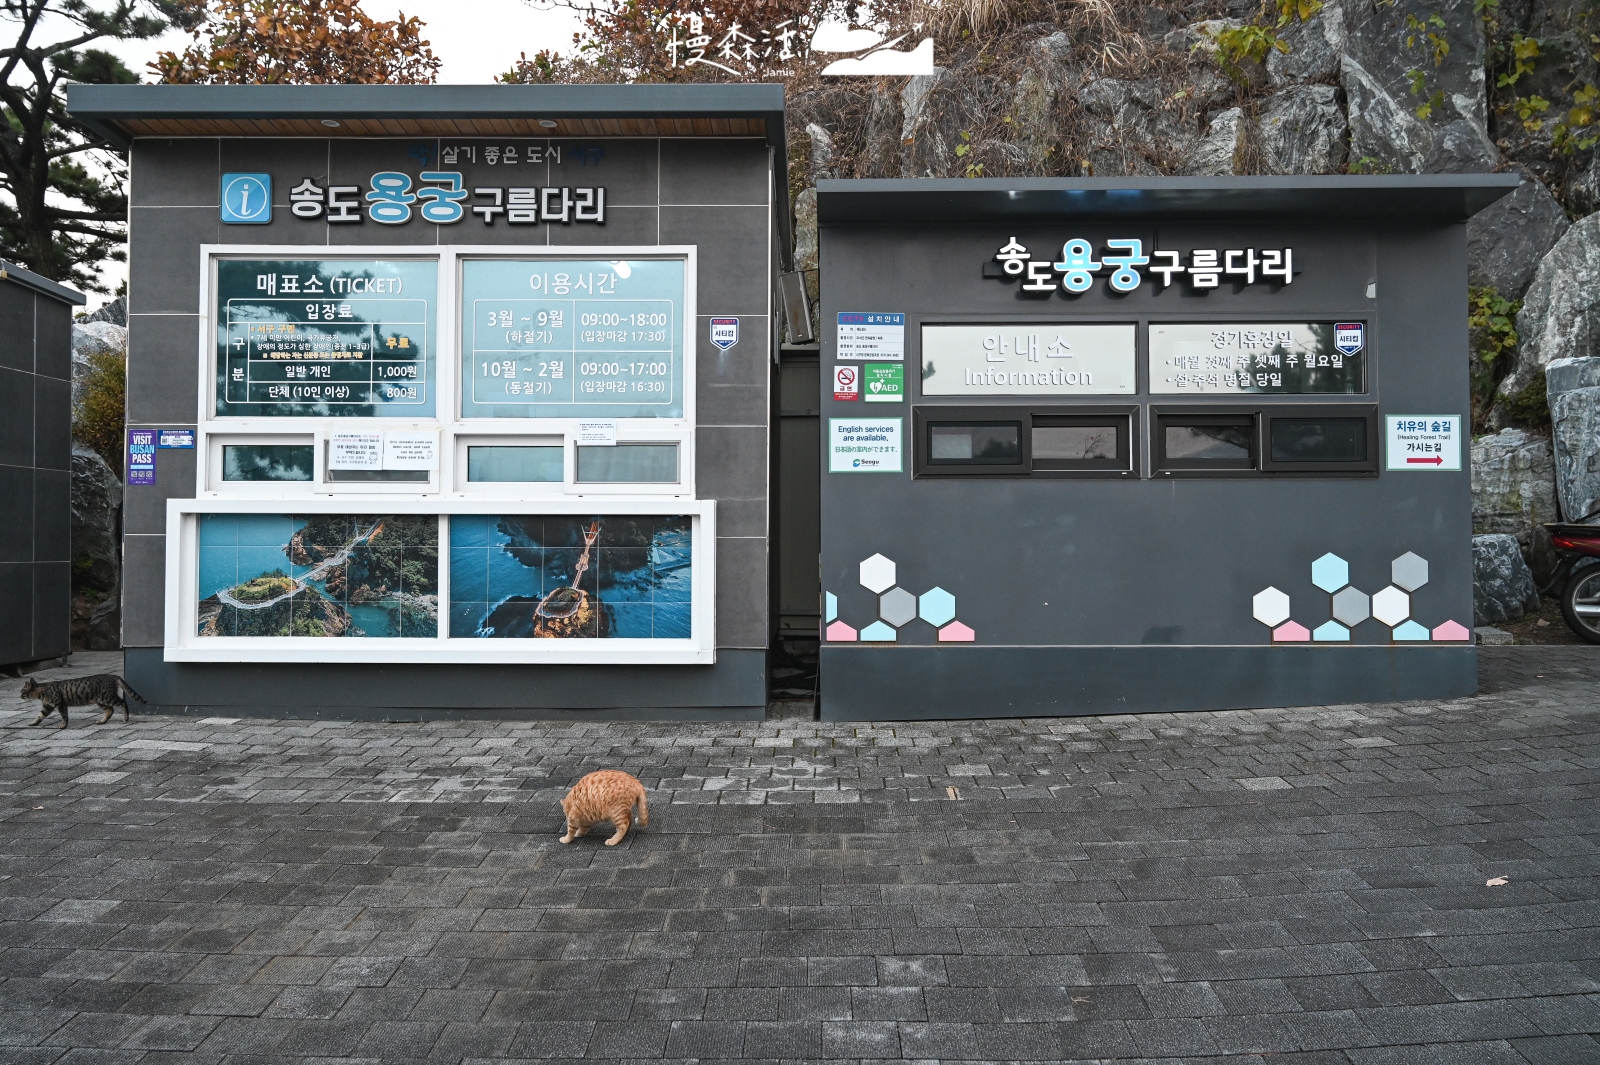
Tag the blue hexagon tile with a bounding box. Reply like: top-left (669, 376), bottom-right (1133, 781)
top-left (1311, 553), bottom-right (1349, 593)
top-left (859, 620), bottom-right (897, 642)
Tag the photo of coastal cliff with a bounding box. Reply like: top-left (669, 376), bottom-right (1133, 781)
top-left (197, 514), bottom-right (439, 638)
top-left (449, 516), bottom-right (692, 639)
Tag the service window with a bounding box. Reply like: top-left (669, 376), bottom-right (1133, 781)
top-left (1154, 411), bottom-right (1257, 474)
top-left (1032, 414), bottom-right (1132, 473)
top-left (913, 406), bottom-right (1136, 477)
top-left (1261, 406), bottom-right (1379, 474)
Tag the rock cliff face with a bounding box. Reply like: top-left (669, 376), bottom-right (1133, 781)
top-left (785, 0), bottom-right (1599, 439)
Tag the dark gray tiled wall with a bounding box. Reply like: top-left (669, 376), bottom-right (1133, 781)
top-left (0, 284), bottom-right (73, 665)
top-left (124, 135), bottom-right (773, 659)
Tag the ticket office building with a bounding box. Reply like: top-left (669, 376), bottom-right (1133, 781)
top-left (817, 176), bottom-right (1516, 721)
top-left (68, 84), bottom-right (787, 718)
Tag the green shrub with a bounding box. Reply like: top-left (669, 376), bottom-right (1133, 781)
top-left (74, 345), bottom-right (126, 478)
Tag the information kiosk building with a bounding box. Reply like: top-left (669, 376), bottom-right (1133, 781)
top-left (67, 84), bottom-right (787, 718)
top-left (816, 176), bottom-right (1516, 720)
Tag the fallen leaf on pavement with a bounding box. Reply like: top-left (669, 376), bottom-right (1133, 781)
top-left (1486, 876), bottom-right (1509, 886)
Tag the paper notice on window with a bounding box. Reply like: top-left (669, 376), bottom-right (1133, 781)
top-left (577, 420), bottom-right (618, 446)
top-left (382, 432), bottom-right (438, 470)
top-left (328, 431), bottom-right (383, 469)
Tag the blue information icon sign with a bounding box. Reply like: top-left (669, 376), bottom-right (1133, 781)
top-left (220, 173), bottom-right (272, 224)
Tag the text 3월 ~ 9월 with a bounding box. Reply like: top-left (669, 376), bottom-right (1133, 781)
top-left (278, 173), bottom-right (605, 226)
top-left (986, 238), bottom-right (1295, 295)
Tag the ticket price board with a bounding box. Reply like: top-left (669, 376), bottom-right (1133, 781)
top-left (214, 259), bottom-right (438, 418)
top-left (1148, 322), bottom-right (1366, 395)
top-left (461, 258), bottom-right (685, 420)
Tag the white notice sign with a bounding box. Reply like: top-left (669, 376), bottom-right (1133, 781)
top-left (382, 432), bottom-right (438, 470)
top-left (836, 312), bottom-right (905, 361)
top-left (921, 324), bottom-right (1137, 395)
top-left (1386, 415), bottom-right (1462, 471)
top-left (328, 431), bottom-right (382, 470)
top-left (577, 420), bottom-right (618, 446)
top-left (829, 417), bottom-right (902, 472)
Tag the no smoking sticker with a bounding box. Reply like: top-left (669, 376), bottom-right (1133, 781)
top-left (834, 365), bottom-right (859, 401)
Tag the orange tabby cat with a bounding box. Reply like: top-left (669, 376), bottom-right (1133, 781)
top-left (559, 770), bottom-right (650, 846)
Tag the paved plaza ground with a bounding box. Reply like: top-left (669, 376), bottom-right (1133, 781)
top-left (0, 647), bottom-right (1596, 1064)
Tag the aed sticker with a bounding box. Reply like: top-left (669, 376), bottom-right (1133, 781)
top-left (829, 417), bottom-right (902, 472)
top-left (1335, 322), bottom-right (1365, 356)
top-left (833, 364), bottom-right (859, 400)
top-left (1386, 415), bottom-right (1462, 471)
top-left (863, 362), bottom-right (904, 403)
top-left (709, 317), bottom-right (739, 350)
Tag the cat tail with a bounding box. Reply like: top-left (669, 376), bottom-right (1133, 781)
top-left (116, 678), bottom-right (148, 704)
top-left (636, 787), bottom-right (649, 826)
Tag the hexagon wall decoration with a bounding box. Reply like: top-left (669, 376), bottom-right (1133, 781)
top-left (824, 620), bottom-right (857, 642)
top-left (938, 620), bottom-right (975, 641)
top-left (1311, 553), bottom-right (1350, 593)
top-left (1312, 620), bottom-right (1350, 642)
top-left (1371, 586), bottom-right (1411, 626)
top-left (1391, 551), bottom-right (1429, 591)
top-left (879, 587), bottom-right (917, 627)
top-left (859, 553), bottom-right (896, 593)
top-left (1331, 587), bottom-right (1371, 626)
top-left (825, 592), bottom-right (838, 623)
top-left (1253, 587), bottom-right (1292, 627)
top-left (918, 587), bottom-right (957, 627)
top-left (1392, 619), bottom-right (1431, 641)
top-left (1272, 620), bottom-right (1311, 641)
top-left (859, 620), bottom-right (897, 642)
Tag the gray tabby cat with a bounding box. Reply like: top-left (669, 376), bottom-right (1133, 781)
top-left (19, 674), bottom-right (146, 728)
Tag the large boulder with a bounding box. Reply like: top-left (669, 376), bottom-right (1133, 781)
top-left (1339, 0), bottom-right (1497, 173)
top-left (1082, 78), bottom-right (1197, 175)
top-left (87, 592), bottom-right (121, 651)
top-left (1187, 107), bottom-right (1244, 175)
top-left (1011, 34), bottom-right (1070, 168)
top-left (1256, 84), bottom-right (1349, 174)
top-left (1466, 170), bottom-right (1571, 300)
top-left (1471, 429), bottom-right (1560, 547)
top-left (1547, 356), bottom-right (1600, 522)
top-left (1494, 213), bottom-right (1600, 420)
top-left (1266, 4), bottom-right (1348, 88)
top-left (71, 321), bottom-right (126, 410)
top-left (804, 123), bottom-right (834, 184)
top-left (899, 68), bottom-right (951, 177)
top-left (793, 187), bottom-right (818, 273)
top-left (81, 295), bottom-right (126, 326)
top-left (70, 443), bottom-right (121, 593)
top-left (1473, 533), bottom-right (1541, 623)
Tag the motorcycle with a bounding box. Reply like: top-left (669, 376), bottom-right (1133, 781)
top-left (1540, 522), bottom-right (1600, 643)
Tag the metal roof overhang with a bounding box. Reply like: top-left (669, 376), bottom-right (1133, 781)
top-left (0, 261), bottom-right (86, 306)
top-left (816, 174), bottom-right (1522, 225)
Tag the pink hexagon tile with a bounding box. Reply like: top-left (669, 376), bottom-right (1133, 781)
top-left (824, 620), bottom-right (858, 642)
top-left (1432, 620), bottom-right (1471, 641)
top-left (938, 621), bottom-right (975, 642)
top-left (1272, 621), bottom-right (1311, 642)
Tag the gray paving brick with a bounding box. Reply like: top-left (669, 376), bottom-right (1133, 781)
top-left (1, 647), bottom-right (1597, 1064)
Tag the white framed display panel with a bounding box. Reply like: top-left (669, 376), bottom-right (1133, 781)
top-left (163, 496), bottom-right (717, 665)
top-left (193, 244), bottom-right (699, 502)
top-left (178, 244), bottom-right (713, 665)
